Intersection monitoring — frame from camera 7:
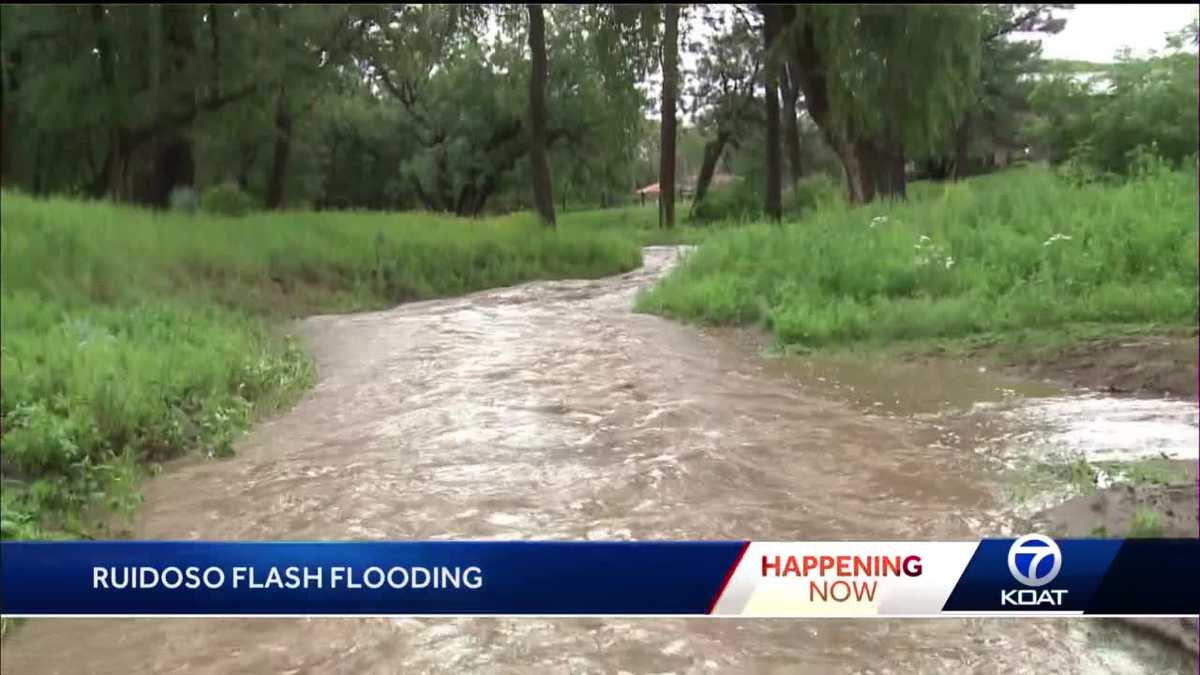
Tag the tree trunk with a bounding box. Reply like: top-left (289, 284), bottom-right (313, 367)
top-left (850, 139), bottom-right (879, 205)
top-left (952, 116), bottom-right (970, 181)
top-left (135, 132), bottom-right (194, 207)
top-left (0, 48), bottom-right (15, 187)
top-left (881, 140), bottom-right (906, 199)
top-left (526, 4), bottom-right (556, 227)
top-left (237, 143), bottom-right (256, 190)
top-left (265, 88), bottom-right (293, 210)
top-left (761, 6), bottom-right (783, 222)
top-left (658, 3), bottom-right (680, 229)
top-left (0, 110), bottom-right (8, 186)
top-left (781, 62), bottom-right (803, 186)
top-left (874, 112), bottom-right (906, 200)
top-left (690, 132), bottom-right (729, 213)
top-left (779, 6), bottom-right (906, 207)
top-left (105, 129), bottom-right (131, 201)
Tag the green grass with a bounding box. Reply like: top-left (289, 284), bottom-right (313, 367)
top-left (1128, 507), bottom-right (1165, 538)
top-left (636, 165), bottom-right (1199, 349)
top-left (0, 192), bottom-right (648, 538)
top-left (557, 203), bottom-right (719, 245)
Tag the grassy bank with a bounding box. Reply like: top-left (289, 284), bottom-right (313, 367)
top-left (636, 165), bottom-right (1198, 349)
top-left (0, 192), bottom-right (646, 539)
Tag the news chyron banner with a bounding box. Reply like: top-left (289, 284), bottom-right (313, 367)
top-left (1, 537), bottom-right (1196, 617)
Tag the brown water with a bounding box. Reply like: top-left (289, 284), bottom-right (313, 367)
top-left (4, 247), bottom-right (1196, 674)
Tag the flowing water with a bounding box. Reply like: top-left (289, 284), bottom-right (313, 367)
top-left (4, 247), bottom-right (1196, 674)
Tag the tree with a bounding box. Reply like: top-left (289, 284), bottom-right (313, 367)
top-left (775, 5), bottom-right (983, 203)
top-left (920, 4), bottom-right (1071, 180)
top-left (759, 4), bottom-right (783, 220)
top-left (658, 4), bottom-right (680, 229)
top-left (780, 60), bottom-right (803, 186)
top-left (260, 6), bottom-right (369, 209)
top-left (1028, 24), bottom-right (1199, 176)
top-left (527, 4), bottom-right (556, 226)
top-left (685, 6), bottom-right (761, 212)
top-left (0, 5), bottom-right (283, 205)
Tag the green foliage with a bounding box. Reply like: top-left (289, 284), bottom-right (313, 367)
top-left (801, 5), bottom-right (983, 155)
top-left (200, 182), bottom-right (256, 216)
top-left (0, 191), bottom-right (643, 537)
top-left (638, 166), bottom-right (1198, 347)
top-left (1095, 458), bottom-right (1189, 488)
top-left (1029, 31), bottom-right (1199, 176)
top-left (915, 5), bottom-right (1070, 178)
top-left (689, 175), bottom-right (842, 225)
top-left (364, 4), bottom-right (649, 216)
top-left (689, 184), bottom-right (759, 224)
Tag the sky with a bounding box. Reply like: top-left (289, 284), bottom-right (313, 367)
top-left (1018, 4), bottom-right (1199, 62)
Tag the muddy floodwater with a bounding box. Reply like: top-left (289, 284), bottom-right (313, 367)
top-left (4, 247), bottom-right (1197, 674)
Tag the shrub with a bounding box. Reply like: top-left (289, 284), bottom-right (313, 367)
top-left (786, 174), bottom-right (841, 214)
top-left (688, 182), bottom-right (760, 224)
top-left (200, 181), bottom-right (256, 216)
top-left (689, 174), bottom-right (842, 224)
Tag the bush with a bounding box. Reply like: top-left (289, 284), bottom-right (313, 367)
top-left (688, 183), bottom-right (760, 224)
top-left (786, 174), bottom-right (841, 214)
top-left (689, 174), bottom-right (842, 225)
top-left (200, 181), bottom-right (256, 216)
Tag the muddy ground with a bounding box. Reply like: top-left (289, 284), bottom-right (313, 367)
top-left (1033, 463), bottom-right (1199, 539)
top-left (995, 333), bottom-right (1199, 401)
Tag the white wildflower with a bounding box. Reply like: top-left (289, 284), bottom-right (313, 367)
top-left (945, 257), bottom-right (955, 269)
top-left (870, 216), bottom-right (888, 228)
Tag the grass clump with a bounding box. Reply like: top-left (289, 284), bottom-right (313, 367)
top-left (637, 165), bottom-right (1198, 349)
top-left (1, 191), bottom-right (644, 538)
top-left (199, 181), bottom-right (256, 216)
top-left (1128, 507), bottom-right (1165, 538)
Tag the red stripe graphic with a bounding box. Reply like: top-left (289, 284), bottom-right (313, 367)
top-left (707, 541), bottom-right (751, 614)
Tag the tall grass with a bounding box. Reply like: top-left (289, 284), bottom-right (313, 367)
top-left (637, 165), bottom-right (1199, 347)
top-left (0, 192), bottom-right (644, 538)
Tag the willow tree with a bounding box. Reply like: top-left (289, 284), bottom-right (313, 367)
top-left (775, 5), bottom-right (983, 203)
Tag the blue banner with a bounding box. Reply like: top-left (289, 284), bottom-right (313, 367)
top-left (2, 539), bottom-right (1196, 616)
top-left (942, 537), bottom-right (1200, 615)
top-left (1, 541), bottom-right (746, 616)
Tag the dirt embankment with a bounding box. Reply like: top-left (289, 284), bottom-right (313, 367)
top-left (999, 333), bottom-right (1199, 400)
